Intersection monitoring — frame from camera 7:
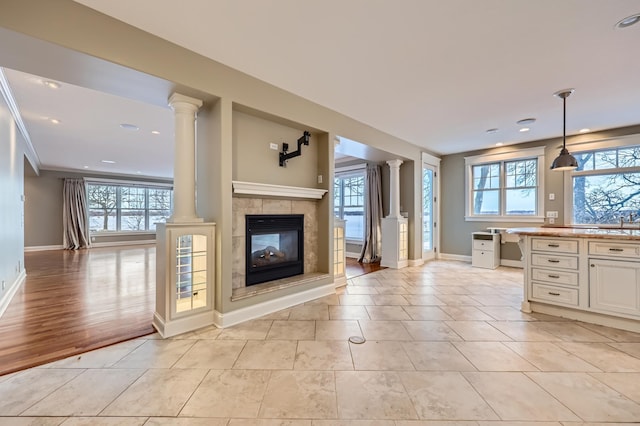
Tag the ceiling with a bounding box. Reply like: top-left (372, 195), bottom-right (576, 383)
top-left (6, 1), bottom-right (640, 178)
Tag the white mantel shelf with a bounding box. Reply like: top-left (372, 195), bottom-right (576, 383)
top-left (232, 181), bottom-right (328, 199)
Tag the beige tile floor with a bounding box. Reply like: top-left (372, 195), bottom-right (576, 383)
top-left (2, 260), bottom-right (640, 425)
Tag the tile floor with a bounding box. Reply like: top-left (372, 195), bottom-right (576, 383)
top-left (2, 260), bottom-right (640, 425)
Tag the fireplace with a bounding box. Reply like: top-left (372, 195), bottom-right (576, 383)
top-left (245, 214), bottom-right (304, 286)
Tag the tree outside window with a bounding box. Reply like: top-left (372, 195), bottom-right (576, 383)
top-left (87, 182), bottom-right (172, 232)
top-left (572, 146), bottom-right (640, 225)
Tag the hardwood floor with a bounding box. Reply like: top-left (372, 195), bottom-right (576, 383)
top-left (0, 246), bottom-right (156, 376)
top-left (345, 256), bottom-right (385, 278)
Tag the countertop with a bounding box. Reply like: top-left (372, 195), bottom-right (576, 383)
top-left (506, 227), bottom-right (640, 241)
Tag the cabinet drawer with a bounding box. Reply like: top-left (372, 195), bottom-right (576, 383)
top-left (472, 249), bottom-right (498, 269)
top-left (473, 239), bottom-right (495, 251)
top-left (588, 241), bottom-right (640, 259)
top-left (531, 238), bottom-right (578, 254)
top-left (531, 253), bottom-right (578, 270)
top-left (532, 283), bottom-right (579, 306)
top-left (531, 268), bottom-right (579, 286)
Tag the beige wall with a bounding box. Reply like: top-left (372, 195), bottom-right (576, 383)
top-left (440, 125), bottom-right (640, 259)
top-left (233, 110), bottom-right (319, 188)
top-left (24, 170), bottom-right (172, 248)
top-left (0, 91), bottom-right (26, 305)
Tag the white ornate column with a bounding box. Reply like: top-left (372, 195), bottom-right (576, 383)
top-left (381, 159), bottom-right (408, 269)
top-left (386, 159), bottom-right (403, 218)
top-left (168, 93), bottom-right (203, 223)
top-left (154, 93), bottom-right (216, 338)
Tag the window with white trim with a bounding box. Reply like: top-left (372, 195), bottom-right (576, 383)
top-left (334, 166), bottom-right (365, 242)
top-left (569, 144), bottom-right (640, 225)
top-left (87, 180), bottom-right (173, 233)
top-left (465, 147), bottom-right (545, 222)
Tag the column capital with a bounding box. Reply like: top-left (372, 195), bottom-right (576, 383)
top-left (386, 159), bottom-right (404, 169)
top-left (168, 92), bottom-right (203, 111)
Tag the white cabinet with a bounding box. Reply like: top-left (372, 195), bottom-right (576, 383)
top-left (590, 258), bottom-right (640, 317)
top-left (472, 232), bottom-right (500, 269)
top-left (527, 237), bottom-right (580, 308)
top-left (381, 217), bottom-right (409, 269)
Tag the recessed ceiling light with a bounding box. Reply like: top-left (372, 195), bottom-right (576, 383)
top-left (495, 142), bottom-right (504, 147)
top-left (49, 118), bottom-right (60, 124)
top-left (136, 171), bottom-right (142, 174)
top-left (43, 80), bottom-right (61, 89)
top-left (516, 118), bottom-right (536, 125)
top-left (486, 128), bottom-right (499, 134)
top-left (519, 127), bottom-right (530, 133)
top-left (120, 123), bottom-right (139, 131)
top-left (579, 128), bottom-right (591, 133)
top-left (151, 130), bottom-right (160, 135)
top-left (101, 160), bottom-right (116, 164)
top-left (83, 165), bottom-right (89, 169)
top-left (615, 13), bottom-right (640, 29)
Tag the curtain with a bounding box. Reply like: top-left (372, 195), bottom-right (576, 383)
top-left (63, 178), bottom-right (91, 250)
top-left (358, 164), bottom-right (383, 263)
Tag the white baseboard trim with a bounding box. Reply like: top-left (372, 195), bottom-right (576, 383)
top-left (409, 259), bottom-right (424, 267)
top-left (334, 275), bottom-right (348, 288)
top-left (91, 240), bottom-right (155, 248)
top-left (213, 283), bottom-right (335, 328)
top-left (345, 252), bottom-right (360, 259)
top-left (0, 270), bottom-right (26, 319)
top-left (24, 245), bottom-right (63, 252)
top-left (530, 301), bottom-right (640, 333)
top-left (438, 253), bottom-right (472, 262)
top-left (500, 259), bottom-right (523, 268)
top-left (152, 310), bottom-right (215, 338)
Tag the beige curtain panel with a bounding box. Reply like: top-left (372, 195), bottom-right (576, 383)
top-left (358, 164), bottom-right (383, 263)
top-left (63, 178), bottom-right (91, 250)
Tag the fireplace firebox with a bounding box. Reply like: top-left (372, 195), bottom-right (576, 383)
top-left (245, 214), bottom-right (304, 286)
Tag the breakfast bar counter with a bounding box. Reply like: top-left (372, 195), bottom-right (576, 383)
top-left (507, 227), bottom-right (640, 332)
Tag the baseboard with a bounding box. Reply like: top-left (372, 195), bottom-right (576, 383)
top-left (409, 259), bottom-right (424, 267)
top-left (530, 301), bottom-right (640, 333)
top-left (153, 310), bottom-right (215, 338)
top-left (90, 240), bottom-right (155, 248)
top-left (500, 259), bottom-right (523, 268)
top-left (24, 245), bottom-right (63, 252)
top-left (0, 270), bottom-right (26, 318)
top-left (213, 283), bottom-right (335, 328)
top-left (345, 252), bottom-right (360, 259)
top-left (334, 275), bottom-right (348, 288)
top-left (438, 253), bottom-right (472, 262)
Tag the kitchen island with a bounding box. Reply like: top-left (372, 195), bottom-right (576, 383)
top-left (507, 227), bottom-right (640, 332)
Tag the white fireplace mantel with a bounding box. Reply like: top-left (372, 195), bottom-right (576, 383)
top-left (232, 181), bottom-right (328, 199)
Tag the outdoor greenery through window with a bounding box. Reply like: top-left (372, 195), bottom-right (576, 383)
top-left (334, 170), bottom-right (365, 241)
top-left (87, 181), bottom-right (172, 232)
top-left (571, 144), bottom-right (640, 225)
top-left (465, 146), bottom-right (544, 221)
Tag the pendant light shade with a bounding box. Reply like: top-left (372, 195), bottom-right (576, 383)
top-left (550, 89), bottom-right (578, 171)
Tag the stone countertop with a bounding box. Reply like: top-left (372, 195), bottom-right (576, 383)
top-left (506, 227), bottom-right (640, 241)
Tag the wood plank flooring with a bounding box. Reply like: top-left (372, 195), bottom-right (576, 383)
top-left (0, 246), bottom-right (156, 376)
top-left (345, 256), bottom-right (385, 278)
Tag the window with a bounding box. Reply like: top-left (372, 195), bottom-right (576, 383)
top-left (569, 144), bottom-right (640, 225)
top-left (465, 147), bottom-right (545, 221)
top-left (87, 180), bottom-right (172, 233)
top-left (334, 168), bottom-right (365, 241)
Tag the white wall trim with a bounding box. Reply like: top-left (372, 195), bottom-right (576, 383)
top-left (153, 310), bottom-right (215, 338)
top-left (334, 276), bottom-right (348, 288)
top-left (232, 181), bottom-right (328, 199)
top-left (408, 258), bottom-right (425, 267)
top-left (438, 253), bottom-right (472, 263)
top-left (345, 252), bottom-right (361, 259)
top-left (91, 240), bottom-right (155, 248)
top-left (0, 270), bottom-right (26, 319)
top-left (24, 245), bottom-right (64, 252)
top-left (0, 67), bottom-right (40, 173)
top-left (213, 283), bottom-right (335, 328)
top-left (500, 259), bottom-right (523, 268)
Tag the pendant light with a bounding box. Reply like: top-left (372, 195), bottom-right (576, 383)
top-left (550, 89), bottom-right (578, 171)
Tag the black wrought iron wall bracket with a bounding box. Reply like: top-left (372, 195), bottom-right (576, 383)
top-left (279, 131), bottom-right (310, 167)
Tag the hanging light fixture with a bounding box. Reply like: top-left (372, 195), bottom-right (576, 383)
top-left (550, 89), bottom-right (578, 171)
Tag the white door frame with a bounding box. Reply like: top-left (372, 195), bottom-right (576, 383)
top-left (422, 152), bottom-right (440, 261)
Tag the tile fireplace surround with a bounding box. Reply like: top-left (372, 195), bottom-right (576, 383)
top-left (232, 197), bottom-right (319, 292)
